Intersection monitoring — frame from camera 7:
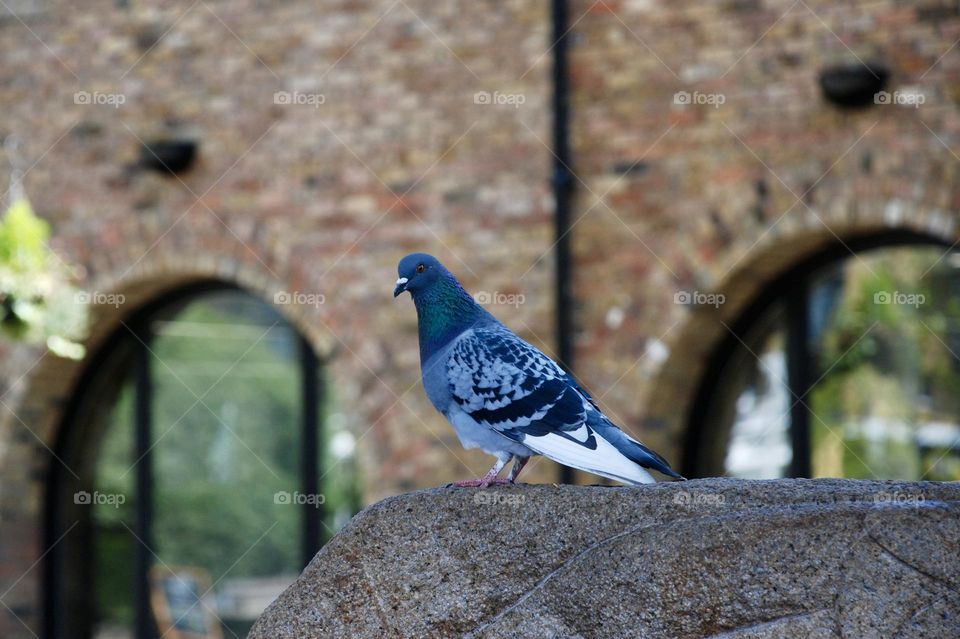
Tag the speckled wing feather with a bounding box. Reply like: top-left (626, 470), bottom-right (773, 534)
top-left (448, 326), bottom-right (586, 434)
top-left (446, 326), bottom-right (667, 484)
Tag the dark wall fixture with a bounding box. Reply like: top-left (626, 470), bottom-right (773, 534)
top-left (609, 160), bottom-right (650, 177)
top-left (819, 62), bottom-right (889, 108)
top-left (138, 138), bottom-right (198, 175)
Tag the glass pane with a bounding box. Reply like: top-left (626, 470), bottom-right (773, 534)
top-left (322, 410), bottom-right (363, 536)
top-left (151, 291), bottom-right (302, 637)
top-left (92, 379), bottom-right (136, 639)
top-left (808, 247), bottom-right (960, 480)
top-left (723, 305), bottom-right (793, 478)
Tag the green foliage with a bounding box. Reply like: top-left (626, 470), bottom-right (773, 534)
top-left (0, 197), bottom-right (87, 358)
top-left (809, 248), bottom-right (960, 480)
top-left (0, 196), bottom-right (50, 266)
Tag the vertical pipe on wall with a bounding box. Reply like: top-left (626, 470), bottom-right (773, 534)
top-left (551, 0), bottom-right (576, 485)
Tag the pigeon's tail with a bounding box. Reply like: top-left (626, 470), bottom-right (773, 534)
top-left (594, 419), bottom-right (686, 481)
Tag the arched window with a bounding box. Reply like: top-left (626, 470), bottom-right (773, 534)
top-left (687, 234), bottom-right (960, 482)
top-left (45, 283), bottom-right (361, 639)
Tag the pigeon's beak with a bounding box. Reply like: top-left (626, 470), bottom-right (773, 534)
top-left (393, 277), bottom-right (408, 298)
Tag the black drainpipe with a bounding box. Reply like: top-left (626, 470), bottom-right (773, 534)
top-left (551, 0), bottom-right (576, 484)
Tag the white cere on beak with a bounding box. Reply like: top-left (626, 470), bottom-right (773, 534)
top-left (396, 277), bottom-right (408, 286)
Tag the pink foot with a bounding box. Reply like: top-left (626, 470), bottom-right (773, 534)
top-left (451, 477), bottom-right (513, 488)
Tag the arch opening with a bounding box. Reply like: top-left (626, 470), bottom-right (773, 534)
top-left (43, 281), bottom-right (359, 639)
top-left (682, 231), bottom-right (960, 482)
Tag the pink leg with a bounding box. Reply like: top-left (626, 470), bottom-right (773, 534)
top-left (452, 456), bottom-right (512, 487)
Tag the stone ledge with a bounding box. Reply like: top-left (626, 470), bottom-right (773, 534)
top-left (249, 479), bottom-right (960, 638)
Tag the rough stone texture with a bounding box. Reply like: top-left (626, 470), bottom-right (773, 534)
top-left (248, 479), bottom-right (960, 638)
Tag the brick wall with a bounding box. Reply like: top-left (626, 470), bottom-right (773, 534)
top-left (566, 0), bottom-right (960, 459)
top-left (2, 0), bottom-right (959, 635)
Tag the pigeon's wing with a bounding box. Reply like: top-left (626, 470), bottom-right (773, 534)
top-left (447, 327), bottom-right (657, 484)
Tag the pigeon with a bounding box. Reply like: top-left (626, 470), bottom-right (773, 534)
top-left (394, 253), bottom-right (685, 487)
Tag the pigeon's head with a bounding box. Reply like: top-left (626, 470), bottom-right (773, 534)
top-left (394, 253), bottom-right (448, 298)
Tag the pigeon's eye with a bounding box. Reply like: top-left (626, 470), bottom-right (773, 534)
top-left (416, 264), bottom-right (425, 273)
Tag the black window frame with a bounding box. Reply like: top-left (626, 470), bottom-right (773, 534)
top-left (682, 230), bottom-right (953, 479)
top-left (43, 280), bottom-right (325, 639)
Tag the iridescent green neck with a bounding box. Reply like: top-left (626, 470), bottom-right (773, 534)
top-left (413, 275), bottom-right (491, 361)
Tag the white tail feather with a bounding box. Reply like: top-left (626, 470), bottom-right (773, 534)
top-left (521, 427), bottom-right (656, 485)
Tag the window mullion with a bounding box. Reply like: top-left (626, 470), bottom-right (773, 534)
top-left (300, 336), bottom-right (323, 565)
top-left (133, 329), bottom-right (157, 639)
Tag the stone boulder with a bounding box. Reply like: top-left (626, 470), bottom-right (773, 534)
top-left (248, 479), bottom-right (960, 638)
